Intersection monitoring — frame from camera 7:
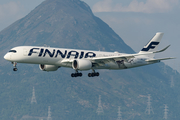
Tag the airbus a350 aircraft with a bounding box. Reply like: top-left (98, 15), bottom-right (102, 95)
top-left (4, 32), bottom-right (174, 77)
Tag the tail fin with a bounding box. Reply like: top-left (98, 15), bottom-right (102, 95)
top-left (139, 32), bottom-right (164, 58)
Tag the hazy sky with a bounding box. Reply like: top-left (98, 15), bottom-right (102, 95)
top-left (0, 0), bottom-right (180, 71)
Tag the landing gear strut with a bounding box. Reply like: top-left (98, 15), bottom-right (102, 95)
top-left (12, 62), bottom-right (18, 71)
top-left (71, 70), bottom-right (82, 77)
top-left (88, 69), bottom-right (99, 77)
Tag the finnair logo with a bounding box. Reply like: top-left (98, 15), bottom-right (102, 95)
top-left (141, 42), bottom-right (159, 51)
top-left (28, 48), bottom-right (96, 59)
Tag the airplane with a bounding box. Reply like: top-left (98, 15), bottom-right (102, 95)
top-left (4, 32), bottom-right (174, 77)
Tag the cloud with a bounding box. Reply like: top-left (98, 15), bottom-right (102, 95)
top-left (0, 2), bottom-right (22, 20)
top-left (92, 0), bottom-right (179, 13)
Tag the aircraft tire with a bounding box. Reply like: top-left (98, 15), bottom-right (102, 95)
top-left (91, 73), bottom-right (95, 77)
top-left (88, 73), bottom-right (92, 77)
top-left (80, 73), bottom-right (82, 77)
top-left (96, 72), bottom-right (99, 76)
top-left (13, 68), bottom-right (18, 71)
top-left (78, 73), bottom-right (82, 77)
top-left (71, 73), bottom-right (75, 77)
top-left (74, 73), bottom-right (77, 77)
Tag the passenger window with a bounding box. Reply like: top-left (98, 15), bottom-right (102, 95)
top-left (9, 50), bottom-right (17, 53)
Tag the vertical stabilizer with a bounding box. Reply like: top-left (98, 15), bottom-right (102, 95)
top-left (139, 32), bottom-right (164, 58)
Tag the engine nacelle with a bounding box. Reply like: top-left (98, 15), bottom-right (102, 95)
top-left (72, 59), bottom-right (92, 70)
top-left (39, 64), bottom-right (59, 71)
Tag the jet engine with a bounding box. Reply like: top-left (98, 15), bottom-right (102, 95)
top-left (39, 64), bottom-right (59, 71)
top-left (72, 59), bottom-right (92, 70)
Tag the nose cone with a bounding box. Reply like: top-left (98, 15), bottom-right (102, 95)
top-left (4, 53), bottom-right (10, 60)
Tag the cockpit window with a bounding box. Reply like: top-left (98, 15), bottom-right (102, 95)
top-left (9, 50), bottom-right (17, 53)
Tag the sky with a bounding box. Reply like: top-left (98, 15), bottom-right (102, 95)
top-left (0, 0), bottom-right (180, 71)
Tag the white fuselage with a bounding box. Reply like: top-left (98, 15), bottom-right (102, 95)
top-left (4, 46), bottom-right (155, 70)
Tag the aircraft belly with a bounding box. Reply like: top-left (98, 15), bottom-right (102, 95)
top-left (59, 62), bottom-right (72, 68)
top-left (15, 56), bottom-right (59, 65)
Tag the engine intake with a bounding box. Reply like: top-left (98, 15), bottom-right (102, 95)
top-left (72, 59), bottom-right (92, 70)
top-left (39, 64), bottom-right (59, 71)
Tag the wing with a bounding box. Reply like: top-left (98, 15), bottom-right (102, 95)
top-left (60, 45), bottom-right (172, 67)
top-left (91, 45), bottom-right (172, 66)
top-left (91, 53), bottom-right (143, 66)
top-left (60, 54), bottom-right (139, 67)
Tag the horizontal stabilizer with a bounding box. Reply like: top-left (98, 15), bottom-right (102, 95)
top-left (153, 45), bottom-right (170, 53)
top-left (145, 57), bottom-right (175, 62)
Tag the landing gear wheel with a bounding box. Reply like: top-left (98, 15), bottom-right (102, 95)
top-left (91, 73), bottom-right (95, 77)
top-left (13, 68), bottom-right (18, 71)
top-left (71, 73), bottom-right (75, 77)
top-left (88, 73), bottom-right (92, 77)
top-left (78, 73), bottom-right (82, 77)
top-left (96, 72), bottom-right (99, 76)
top-left (74, 73), bottom-right (77, 77)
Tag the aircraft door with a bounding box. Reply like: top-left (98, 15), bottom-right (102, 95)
top-left (23, 48), bottom-right (28, 56)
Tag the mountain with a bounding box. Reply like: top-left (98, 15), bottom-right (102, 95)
top-left (0, 0), bottom-right (180, 120)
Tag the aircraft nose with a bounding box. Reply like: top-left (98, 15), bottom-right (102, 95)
top-left (4, 53), bottom-right (10, 60)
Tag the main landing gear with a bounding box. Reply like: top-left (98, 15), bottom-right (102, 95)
top-left (88, 69), bottom-right (99, 77)
top-left (88, 72), bottom-right (99, 77)
top-left (12, 62), bottom-right (18, 71)
top-left (71, 70), bottom-right (82, 77)
top-left (71, 69), bottom-right (100, 77)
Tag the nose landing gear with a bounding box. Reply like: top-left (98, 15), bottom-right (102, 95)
top-left (12, 62), bottom-right (18, 71)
